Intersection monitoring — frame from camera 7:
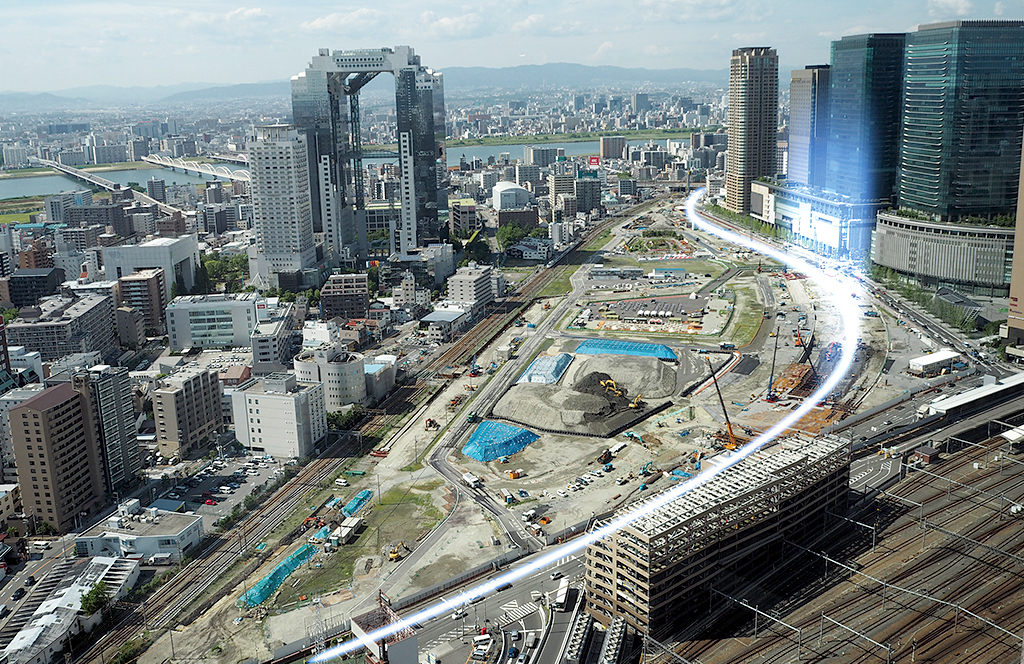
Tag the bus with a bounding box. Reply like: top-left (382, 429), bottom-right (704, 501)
top-left (552, 577), bottom-right (571, 612)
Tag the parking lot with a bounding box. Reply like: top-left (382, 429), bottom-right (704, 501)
top-left (160, 455), bottom-right (288, 531)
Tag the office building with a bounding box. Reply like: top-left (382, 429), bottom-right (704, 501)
top-left (449, 198), bottom-right (480, 235)
top-left (320, 273), bottom-right (370, 321)
top-left (788, 65), bottom-right (830, 188)
top-left (12, 383), bottom-right (106, 533)
top-left (75, 500), bottom-right (203, 562)
top-left (57, 225), bottom-right (104, 254)
top-left (725, 47), bottom-right (778, 214)
top-left (165, 292), bottom-right (259, 352)
top-left (584, 436), bottom-right (849, 634)
top-left (2, 146), bottom-right (30, 169)
top-left (524, 146), bottom-right (558, 168)
top-left (292, 47), bottom-right (446, 260)
top-left (548, 174), bottom-right (575, 209)
top-left (66, 203), bottom-right (131, 238)
top-left (445, 263), bottom-right (504, 315)
top-left (250, 300), bottom-right (295, 375)
top-left (897, 20), bottom-right (1024, 220)
top-left (294, 343), bottom-right (366, 410)
top-left (69, 366), bottom-right (140, 492)
top-left (90, 144), bottom-right (127, 165)
top-left (824, 33), bottom-right (906, 201)
top-left (101, 235), bottom-right (200, 304)
top-left (0, 383), bottom-right (47, 483)
top-left (575, 178), bottom-right (602, 214)
top-left (231, 373), bottom-right (327, 458)
top-left (515, 164), bottom-right (541, 187)
top-left (117, 268), bottom-right (165, 333)
top-left (7, 268), bottom-right (65, 308)
top-left (6, 295), bottom-right (116, 362)
top-left (248, 125), bottom-right (317, 282)
top-left (600, 137), bottom-right (627, 160)
top-left (152, 367), bottom-right (223, 459)
top-left (115, 306), bottom-right (145, 349)
top-left (44, 191), bottom-right (93, 223)
top-left (1007, 151), bottom-right (1024, 343)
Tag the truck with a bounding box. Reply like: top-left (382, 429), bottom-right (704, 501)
top-left (462, 472), bottom-right (483, 488)
top-left (467, 411), bottom-right (478, 423)
top-left (719, 342), bottom-right (736, 350)
top-left (148, 553), bottom-right (173, 566)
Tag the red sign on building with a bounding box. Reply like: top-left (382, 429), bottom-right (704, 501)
top-left (589, 156), bottom-right (600, 166)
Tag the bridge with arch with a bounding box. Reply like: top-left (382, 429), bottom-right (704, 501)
top-left (142, 155), bottom-right (250, 182)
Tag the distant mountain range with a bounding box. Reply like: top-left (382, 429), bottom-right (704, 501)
top-left (0, 63), bottom-right (731, 111)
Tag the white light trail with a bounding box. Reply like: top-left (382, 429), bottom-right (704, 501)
top-left (311, 189), bottom-right (861, 661)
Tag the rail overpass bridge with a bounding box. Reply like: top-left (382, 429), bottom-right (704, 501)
top-left (142, 155), bottom-right (250, 182)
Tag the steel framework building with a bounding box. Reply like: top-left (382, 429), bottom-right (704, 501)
top-left (584, 436), bottom-right (850, 635)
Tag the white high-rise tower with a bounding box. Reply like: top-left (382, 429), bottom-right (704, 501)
top-left (249, 125), bottom-right (317, 284)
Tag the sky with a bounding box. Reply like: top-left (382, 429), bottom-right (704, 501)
top-left (2, 0), bottom-right (1023, 92)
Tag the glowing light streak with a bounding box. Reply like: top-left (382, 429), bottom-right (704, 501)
top-left (311, 189), bottom-right (861, 661)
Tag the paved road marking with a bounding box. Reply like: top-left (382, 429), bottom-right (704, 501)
top-left (500, 600), bottom-right (519, 611)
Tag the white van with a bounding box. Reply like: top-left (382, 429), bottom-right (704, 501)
top-left (335, 478), bottom-right (349, 487)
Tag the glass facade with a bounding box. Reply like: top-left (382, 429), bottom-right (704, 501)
top-left (824, 33), bottom-right (906, 202)
top-left (897, 21), bottom-right (1024, 221)
top-left (395, 67), bottom-right (446, 246)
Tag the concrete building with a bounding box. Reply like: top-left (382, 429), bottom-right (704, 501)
top-left (12, 383), bottom-right (106, 533)
top-left (725, 47), bottom-right (778, 214)
top-left (574, 178), bottom-right (602, 214)
top-left (749, 180), bottom-right (885, 258)
top-left (492, 182), bottom-right (532, 211)
top-left (548, 173), bottom-right (575, 209)
top-left (65, 203), bottom-right (131, 239)
top-left (6, 296), bottom-right (116, 362)
top-left (8, 346), bottom-right (42, 386)
top-left (165, 292), bottom-right (259, 352)
top-left (302, 320), bottom-right (342, 348)
top-left (788, 65), bottom-right (830, 188)
top-left (70, 366), bottom-right (141, 493)
top-left (7, 268), bottom-right (65, 308)
top-left (584, 436), bottom-right (849, 635)
top-left (43, 191), bottom-right (93, 224)
top-left (293, 343), bottom-right (366, 411)
top-left (250, 300), bottom-right (295, 375)
top-left (449, 198), bottom-right (480, 236)
top-left (363, 358), bottom-right (397, 405)
top-left (0, 383), bottom-right (47, 484)
top-left (445, 263), bottom-right (504, 314)
top-left (2, 556), bottom-right (140, 664)
top-left (600, 136), bottom-right (627, 160)
top-left (101, 235), bottom-right (200, 304)
top-left (152, 368), bottom-right (223, 459)
top-left (391, 271), bottom-right (429, 310)
top-left (1005, 151), bottom-right (1024, 343)
top-left (524, 146), bottom-right (557, 168)
top-left (75, 500), bottom-right (202, 562)
top-left (56, 225), bottom-right (104, 254)
top-left (117, 268), bottom-right (165, 333)
top-left (419, 309), bottom-right (468, 343)
top-left (320, 273), bottom-right (369, 321)
top-left (248, 125), bottom-right (317, 282)
top-left (146, 177), bottom-right (166, 203)
top-left (2, 146), bottom-right (30, 169)
top-left (231, 373), bottom-right (327, 458)
top-left (515, 164), bottom-right (541, 187)
top-left (872, 211), bottom-right (1013, 295)
top-left (114, 306), bottom-right (145, 349)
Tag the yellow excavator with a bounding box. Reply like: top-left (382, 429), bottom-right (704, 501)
top-left (600, 379), bottom-right (623, 397)
top-left (388, 542), bottom-right (412, 561)
top-left (628, 394), bottom-right (645, 409)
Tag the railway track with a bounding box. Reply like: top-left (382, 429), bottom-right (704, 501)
top-left (669, 437), bottom-right (1024, 663)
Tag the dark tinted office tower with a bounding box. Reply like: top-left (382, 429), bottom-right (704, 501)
top-left (726, 47), bottom-right (778, 214)
top-left (293, 47), bottom-right (446, 261)
top-left (788, 65), bottom-right (830, 188)
top-left (898, 20), bottom-right (1024, 220)
top-left (824, 34), bottom-right (905, 201)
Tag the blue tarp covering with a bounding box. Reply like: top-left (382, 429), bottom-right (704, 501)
top-left (238, 543), bottom-right (316, 607)
top-left (575, 339), bottom-right (676, 361)
top-left (343, 489), bottom-right (373, 517)
top-left (462, 421), bottom-right (540, 462)
top-left (517, 353), bottom-right (574, 384)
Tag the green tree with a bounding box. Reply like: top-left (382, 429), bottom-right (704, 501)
top-left (529, 228), bottom-right (548, 239)
top-left (1, 308), bottom-right (18, 323)
top-left (5, 525), bottom-right (18, 537)
top-left (497, 223), bottom-right (527, 249)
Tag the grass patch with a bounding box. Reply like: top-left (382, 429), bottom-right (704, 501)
top-left (0, 167), bottom-right (57, 178)
top-left (539, 267), bottom-right (577, 298)
top-left (723, 286), bottom-right (762, 346)
top-left (583, 229), bottom-right (613, 252)
top-left (274, 481), bottom-right (445, 604)
top-left (81, 161), bottom-right (161, 172)
top-left (0, 212), bottom-right (36, 224)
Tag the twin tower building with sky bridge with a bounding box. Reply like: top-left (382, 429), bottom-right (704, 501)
top-left (249, 46), bottom-right (446, 288)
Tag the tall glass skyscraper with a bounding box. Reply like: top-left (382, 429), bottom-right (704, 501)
top-left (897, 20), bottom-right (1024, 221)
top-left (788, 65), bottom-right (830, 188)
top-left (291, 47), bottom-right (446, 262)
top-left (725, 47), bottom-right (778, 214)
top-left (824, 33), bottom-right (906, 202)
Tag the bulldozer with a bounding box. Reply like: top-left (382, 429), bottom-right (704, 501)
top-left (388, 542), bottom-right (412, 561)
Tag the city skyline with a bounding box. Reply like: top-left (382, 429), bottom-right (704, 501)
top-left (2, 0), bottom-right (1022, 93)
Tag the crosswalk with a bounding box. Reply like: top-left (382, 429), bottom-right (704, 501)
top-left (498, 601), bottom-right (537, 626)
top-left (422, 605), bottom-right (538, 648)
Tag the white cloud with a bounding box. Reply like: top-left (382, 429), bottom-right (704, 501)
top-left (994, 1), bottom-right (1005, 14)
top-left (225, 7), bottom-right (266, 20)
top-left (512, 14), bottom-right (546, 33)
top-left (592, 41), bottom-right (616, 59)
top-left (301, 8), bottom-right (384, 31)
top-left (643, 44), bottom-right (673, 57)
top-left (928, 0), bottom-right (975, 16)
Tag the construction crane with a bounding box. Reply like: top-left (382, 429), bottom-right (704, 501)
top-left (705, 357), bottom-right (738, 451)
top-left (765, 333), bottom-right (780, 402)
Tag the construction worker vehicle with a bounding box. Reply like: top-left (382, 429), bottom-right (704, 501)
top-left (388, 542), bottom-right (412, 561)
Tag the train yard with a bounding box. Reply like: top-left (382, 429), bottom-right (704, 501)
top-left (661, 434), bottom-right (1024, 663)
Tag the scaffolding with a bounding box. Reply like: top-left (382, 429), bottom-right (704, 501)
top-left (585, 436), bottom-right (850, 635)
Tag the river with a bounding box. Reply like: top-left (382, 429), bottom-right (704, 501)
top-left (0, 139), bottom-right (667, 201)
